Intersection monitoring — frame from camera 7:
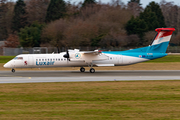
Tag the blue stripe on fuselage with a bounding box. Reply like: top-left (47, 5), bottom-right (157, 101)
top-left (102, 52), bottom-right (167, 60)
top-left (102, 42), bottom-right (169, 60)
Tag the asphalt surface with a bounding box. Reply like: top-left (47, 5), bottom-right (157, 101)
top-left (0, 70), bottom-right (180, 83)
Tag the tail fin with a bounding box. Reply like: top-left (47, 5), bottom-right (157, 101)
top-left (147, 28), bottom-right (175, 53)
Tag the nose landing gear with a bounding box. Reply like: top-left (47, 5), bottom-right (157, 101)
top-left (11, 68), bottom-right (15, 73)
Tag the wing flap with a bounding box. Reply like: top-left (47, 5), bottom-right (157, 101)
top-left (70, 59), bottom-right (85, 62)
top-left (95, 64), bottom-right (114, 67)
top-left (82, 50), bottom-right (100, 55)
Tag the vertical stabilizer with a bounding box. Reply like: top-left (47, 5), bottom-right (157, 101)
top-left (147, 28), bottom-right (175, 53)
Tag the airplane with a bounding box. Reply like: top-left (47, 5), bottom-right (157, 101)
top-left (4, 28), bottom-right (175, 73)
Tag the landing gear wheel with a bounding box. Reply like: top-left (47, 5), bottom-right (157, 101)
top-left (80, 67), bottom-right (85, 72)
top-left (11, 68), bottom-right (15, 73)
top-left (90, 68), bottom-right (95, 73)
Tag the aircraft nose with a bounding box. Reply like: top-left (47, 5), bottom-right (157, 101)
top-left (3, 62), bottom-right (11, 68)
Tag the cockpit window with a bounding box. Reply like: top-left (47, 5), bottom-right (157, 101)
top-left (14, 57), bottom-right (23, 60)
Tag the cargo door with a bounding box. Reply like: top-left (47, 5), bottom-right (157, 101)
top-left (118, 55), bottom-right (123, 65)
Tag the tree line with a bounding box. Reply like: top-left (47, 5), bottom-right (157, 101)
top-left (0, 0), bottom-right (180, 49)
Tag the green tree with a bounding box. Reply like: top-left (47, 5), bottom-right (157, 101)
top-left (82, 0), bottom-right (96, 7)
top-left (19, 22), bottom-right (44, 47)
top-left (125, 1), bottom-right (166, 45)
top-left (125, 16), bottom-right (148, 45)
top-left (144, 1), bottom-right (166, 28)
top-left (12, 0), bottom-right (28, 32)
top-left (45, 0), bottom-right (66, 22)
top-left (91, 34), bottom-right (104, 47)
top-left (139, 8), bottom-right (160, 31)
top-left (0, 0), bottom-right (8, 40)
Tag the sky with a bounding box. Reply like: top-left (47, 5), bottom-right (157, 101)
top-left (66, 0), bottom-right (180, 8)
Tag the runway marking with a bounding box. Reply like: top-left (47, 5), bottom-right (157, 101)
top-left (0, 70), bottom-right (180, 83)
top-left (0, 74), bottom-right (23, 77)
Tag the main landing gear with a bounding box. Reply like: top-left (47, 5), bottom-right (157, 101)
top-left (80, 67), bottom-right (85, 72)
top-left (88, 63), bottom-right (95, 73)
top-left (90, 68), bottom-right (95, 73)
top-left (11, 68), bottom-right (15, 73)
top-left (80, 67), bottom-right (95, 73)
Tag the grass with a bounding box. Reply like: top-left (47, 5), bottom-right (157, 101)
top-left (0, 56), bottom-right (15, 63)
top-left (0, 81), bottom-right (180, 119)
top-left (0, 55), bottom-right (180, 119)
top-left (146, 55), bottom-right (180, 63)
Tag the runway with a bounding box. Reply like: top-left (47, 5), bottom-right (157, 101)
top-left (0, 70), bottom-right (180, 83)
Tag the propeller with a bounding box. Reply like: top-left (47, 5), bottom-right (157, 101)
top-left (63, 50), bottom-right (70, 61)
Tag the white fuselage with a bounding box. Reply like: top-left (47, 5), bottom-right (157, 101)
top-left (4, 52), bottom-right (148, 69)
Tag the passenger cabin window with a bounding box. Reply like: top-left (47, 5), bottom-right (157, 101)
top-left (14, 57), bottom-right (23, 60)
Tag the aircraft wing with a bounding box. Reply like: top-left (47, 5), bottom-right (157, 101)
top-left (82, 50), bottom-right (100, 55)
top-left (69, 50), bottom-right (108, 63)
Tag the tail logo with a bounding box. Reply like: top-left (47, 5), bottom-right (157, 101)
top-left (152, 28), bottom-right (175, 46)
top-left (148, 28), bottom-right (175, 53)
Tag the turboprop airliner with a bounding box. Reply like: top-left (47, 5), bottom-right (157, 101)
top-left (4, 28), bottom-right (175, 73)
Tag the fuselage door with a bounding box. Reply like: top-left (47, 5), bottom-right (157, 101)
top-left (28, 56), bottom-right (34, 66)
top-left (118, 55), bottom-right (123, 65)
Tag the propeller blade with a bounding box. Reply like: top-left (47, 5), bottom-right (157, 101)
top-left (63, 50), bottom-right (70, 61)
